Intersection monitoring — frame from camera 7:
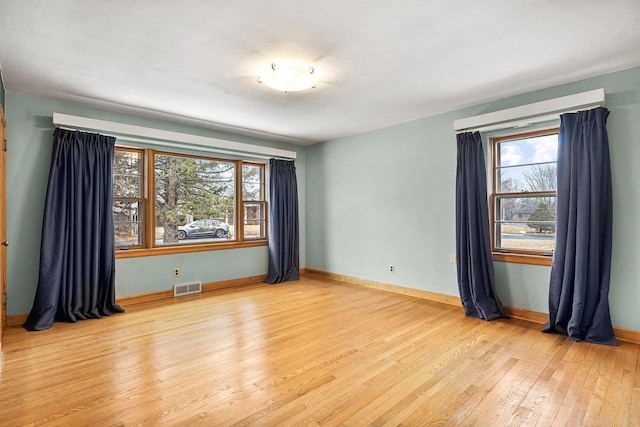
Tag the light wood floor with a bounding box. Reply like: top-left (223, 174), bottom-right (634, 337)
top-left (1, 275), bottom-right (639, 426)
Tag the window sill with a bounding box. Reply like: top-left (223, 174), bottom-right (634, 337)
top-left (493, 252), bottom-right (552, 267)
top-left (116, 240), bottom-right (268, 259)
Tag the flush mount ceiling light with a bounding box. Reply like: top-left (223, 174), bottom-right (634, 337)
top-left (257, 61), bottom-right (319, 92)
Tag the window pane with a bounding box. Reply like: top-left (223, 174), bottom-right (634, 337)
top-left (242, 164), bottom-right (264, 201)
top-left (496, 196), bottom-right (556, 222)
top-left (497, 134), bottom-right (558, 193)
top-left (114, 150), bottom-right (142, 171)
top-left (495, 196), bottom-right (556, 252)
top-left (114, 200), bottom-right (142, 247)
top-left (499, 134), bottom-right (558, 167)
top-left (244, 202), bottom-right (266, 239)
top-left (497, 163), bottom-right (557, 192)
top-left (114, 150), bottom-right (142, 197)
top-left (496, 222), bottom-right (555, 252)
top-left (154, 154), bottom-right (235, 245)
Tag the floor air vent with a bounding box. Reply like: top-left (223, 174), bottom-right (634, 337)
top-left (173, 281), bottom-right (203, 297)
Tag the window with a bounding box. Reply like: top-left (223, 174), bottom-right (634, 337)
top-left (114, 148), bottom-right (144, 248)
top-left (113, 147), bottom-right (267, 256)
top-left (491, 129), bottom-right (558, 265)
top-left (242, 163), bottom-right (267, 240)
top-left (153, 152), bottom-right (236, 245)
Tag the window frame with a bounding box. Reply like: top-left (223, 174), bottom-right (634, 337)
top-left (490, 128), bottom-right (559, 266)
top-left (240, 161), bottom-right (268, 241)
top-left (113, 147), bottom-right (145, 250)
top-left (115, 147), bottom-right (269, 259)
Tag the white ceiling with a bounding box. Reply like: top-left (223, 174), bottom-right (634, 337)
top-left (1, 1), bottom-right (639, 146)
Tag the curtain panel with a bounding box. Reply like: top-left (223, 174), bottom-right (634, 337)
top-left (265, 158), bottom-right (299, 284)
top-left (542, 107), bottom-right (616, 345)
top-left (24, 129), bottom-right (123, 331)
top-left (455, 131), bottom-right (508, 321)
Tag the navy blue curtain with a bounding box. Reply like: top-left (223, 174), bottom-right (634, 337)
top-left (24, 129), bottom-right (124, 331)
top-left (455, 131), bottom-right (508, 320)
top-left (542, 107), bottom-right (616, 345)
top-left (265, 158), bottom-right (299, 284)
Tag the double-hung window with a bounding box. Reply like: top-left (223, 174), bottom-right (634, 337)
top-left (491, 128), bottom-right (558, 265)
top-left (113, 147), bottom-right (268, 256)
top-left (241, 163), bottom-right (267, 240)
top-left (113, 148), bottom-right (144, 248)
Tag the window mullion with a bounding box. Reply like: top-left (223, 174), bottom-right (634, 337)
top-left (145, 149), bottom-right (155, 248)
top-left (496, 190), bottom-right (556, 198)
top-left (237, 160), bottom-right (244, 242)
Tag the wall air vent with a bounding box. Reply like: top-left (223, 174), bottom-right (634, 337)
top-left (173, 281), bottom-right (203, 297)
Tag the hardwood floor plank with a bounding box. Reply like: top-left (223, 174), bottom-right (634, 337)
top-left (0, 276), bottom-right (638, 426)
top-left (630, 361), bottom-right (640, 426)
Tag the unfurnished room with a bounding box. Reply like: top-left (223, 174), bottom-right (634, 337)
top-left (0, 1), bottom-right (640, 425)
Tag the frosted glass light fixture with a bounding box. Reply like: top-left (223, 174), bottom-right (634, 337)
top-left (257, 61), bottom-right (319, 92)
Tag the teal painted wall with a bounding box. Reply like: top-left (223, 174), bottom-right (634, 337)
top-left (5, 92), bottom-right (306, 315)
top-left (306, 66), bottom-right (640, 331)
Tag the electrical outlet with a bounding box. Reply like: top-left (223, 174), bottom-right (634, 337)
top-left (389, 265), bottom-right (395, 273)
top-left (173, 268), bottom-right (180, 277)
top-left (449, 254), bottom-right (456, 264)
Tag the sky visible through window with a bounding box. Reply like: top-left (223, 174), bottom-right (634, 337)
top-left (501, 134), bottom-right (558, 166)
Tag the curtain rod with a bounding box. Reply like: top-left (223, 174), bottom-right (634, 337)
top-left (453, 88), bottom-right (606, 133)
top-left (52, 113), bottom-right (297, 160)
